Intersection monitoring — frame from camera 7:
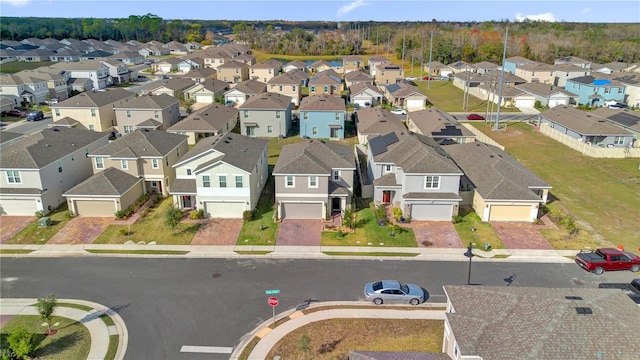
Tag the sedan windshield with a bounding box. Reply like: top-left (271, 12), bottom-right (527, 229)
top-left (400, 283), bottom-right (409, 294)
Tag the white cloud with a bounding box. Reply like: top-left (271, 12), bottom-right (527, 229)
top-left (581, 7), bottom-right (591, 14)
top-left (515, 12), bottom-right (558, 22)
top-left (0, 0), bottom-right (31, 7)
top-left (336, 0), bottom-right (369, 18)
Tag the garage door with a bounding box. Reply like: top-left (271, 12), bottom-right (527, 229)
top-left (489, 205), bottom-right (532, 222)
top-left (410, 204), bottom-right (452, 221)
top-left (226, 95), bottom-right (245, 105)
top-left (203, 201), bottom-right (246, 218)
top-left (406, 99), bottom-right (424, 109)
top-left (548, 99), bottom-right (566, 108)
top-left (515, 98), bottom-right (535, 108)
top-left (0, 198), bottom-right (38, 216)
top-left (195, 94), bottom-right (214, 103)
top-left (282, 203), bottom-right (323, 219)
top-left (74, 200), bottom-right (117, 217)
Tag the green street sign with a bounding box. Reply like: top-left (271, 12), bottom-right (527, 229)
top-left (265, 289), bottom-right (280, 295)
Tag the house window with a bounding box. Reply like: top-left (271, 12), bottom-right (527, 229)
top-left (124, 126), bottom-right (134, 134)
top-left (152, 159), bottom-right (159, 169)
top-left (91, 109), bottom-right (96, 117)
top-left (203, 175), bottom-right (210, 187)
top-left (6, 171), bottom-right (21, 184)
top-left (267, 125), bottom-right (273, 133)
top-left (176, 148), bottom-right (180, 157)
top-left (424, 175), bottom-right (440, 189)
top-left (333, 85), bottom-right (338, 91)
top-left (279, 85), bottom-right (283, 91)
top-left (309, 176), bottom-right (318, 188)
top-left (88, 125), bottom-right (95, 131)
top-left (57, 161), bottom-right (62, 173)
top-left (335, 113), bottom-right (340, 120)
top-left (285, 175), bottom-right (294, 188)
top-left (292, 85), bottom-right (296, 91)
top-left (613, 136), bottom-right (624, 145)
top-left (165, 156), bottom-right (169, 166)
top-left (55, 109), bottom-right (60, 116)
top-left (333, 170), bottom-right (340, 181)
top-left (312, 127), bottom-right (318, 135)
top-left (186, 168), bottom-right (192, 175)
top-left (604, 88), bottom-right (610, 94)
top-left (154, 110), bottom-right (159, 118)
top-left (121, 160), bottom-right (128, 170)
top-left (244, 110), bottom-right (249, 118)
top-left (235, 175), bottom-right (243, 187)
top-left (126, 110), bottom-right (131, 118)
top-left (384, 164), bottom-right (392, 173)
top-left (303, 112), bottom-right (309, 120)
top-left (95, 157), bottom-right (104, 169)
top-left (270, 85), bottom-right (275, 90)
top-left (310, 86), bottom-right (316, 93)
top-left (276, 111), bottom-right (281, 119)
top-left (324, 86), bottom-right (329, 92)
top-left (219, 175), bottom-right (227, 188)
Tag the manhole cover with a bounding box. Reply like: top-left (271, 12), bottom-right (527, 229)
top-left (212, 273), bottom-right (221, 279)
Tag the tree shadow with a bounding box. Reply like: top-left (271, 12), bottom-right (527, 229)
top-left (295, 298), bottom-right (320, 311)
top-left (35, 332), bottom-right (81, 358)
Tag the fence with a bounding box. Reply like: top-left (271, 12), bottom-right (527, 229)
top-left (538, 123), bottom-right (640, 158)
top-left (460, 123), bottom-right (505, 150)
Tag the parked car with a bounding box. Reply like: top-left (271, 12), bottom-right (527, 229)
top-left (575, 248), bottom-right (640, 275)
top-left (46, 98), bottom-right (59, 105)
top-left (391, 108), bottom-right (407, 115)
top-left (364, 280), bottom-right (425, 305)
top-left (144, 60), bottom-right (153, 65)
top-left (1, 110), bottom-right (27, 118)
top-left (26, 110), bottom-right (44, 121)
top-left (466, 113), bottom-right (485, 120)
top-left (422, 76), bottom-right (436, 81)
top-left (608, 102), bottom-right (629, 109)
top-left (353, 103), bottom-right (360, 110)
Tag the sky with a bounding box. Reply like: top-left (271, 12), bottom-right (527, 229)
top-left (0, 0), bottom-right (639, 23)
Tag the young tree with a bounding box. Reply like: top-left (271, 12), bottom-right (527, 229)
top-left (341, 207), bottom-right (356, 230)
top-left (164, 205), bottom-right (183, 232)
top-left (36, 294), bottom-right (57, 335)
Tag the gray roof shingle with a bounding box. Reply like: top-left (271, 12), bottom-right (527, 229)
top-left (176, 132), bottom-right (267, 173)
top-left (273, 140), bottom-right (355, 175)
top-left (90, 129), bottom-right (187, 158)
top-left (63, 167), bottom-right (141, 196)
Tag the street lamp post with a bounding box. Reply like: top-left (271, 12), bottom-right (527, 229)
top-left (464, 242), bottom-right (475, 285)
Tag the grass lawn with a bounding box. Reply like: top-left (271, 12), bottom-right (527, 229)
top-left (237, 169), bottom-right (278, 246)
top-left (93, 198), bottom-right (200, 245)
top-left (0, 61), bottom-right (55, 73)
top-left (0, 315), bottom-right (90, 360)
top-left (415, 80), bottom-right (510, 113)
top-left (251, 50), bottom-right (342, 64)
top-left (0, 249), bottom-right (34, 254)
top-left (323, 251), bottom-right (419, 257)
top-left (85, 250), bottom-right (189, 255)
top-left (453, 207), bottom-right (504, 250)
top-left (266, 319), bottom-right (443, 360)
top-left (474, 122), bottom-right (640, 251)
top-left (7, 204), bottom-right (73, 244)
top-left (321, 205), bottom-right (417, 247)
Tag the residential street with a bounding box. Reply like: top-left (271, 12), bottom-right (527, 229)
top-left (1, 257), bottom-right (635, 360)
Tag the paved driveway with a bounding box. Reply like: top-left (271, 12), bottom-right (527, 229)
top-left (409, 221), bottom-right (464, 248)
top-left (491, 222), bottom-right (553, 249)
top-left (277, 219), bottom-right (322, 246)
top-left (48, 217), bottom-right (113, 244)
top-left (191, 218), bottom-right (243, 245)
top-left (0, 216), bottom-right (36, 244)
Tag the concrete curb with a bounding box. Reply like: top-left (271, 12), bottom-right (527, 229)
top-left (0, 298), bottom-right (127, 360)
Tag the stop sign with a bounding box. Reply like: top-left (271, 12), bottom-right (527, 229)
top-left (267, 296), bottom-right (279, 307)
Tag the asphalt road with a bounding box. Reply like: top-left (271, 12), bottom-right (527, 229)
top-left (2, 115), bottom-right (53, 135)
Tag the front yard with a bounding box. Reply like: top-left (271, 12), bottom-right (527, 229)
top-left (7, 204), bottom-right (73, 244)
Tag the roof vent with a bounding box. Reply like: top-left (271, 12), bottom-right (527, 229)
top-left (565, 296), bottom-right (583, 301)
top-left (224, 140), bottom-right (230, 144)
top-left (242, 147), bottom-right (248, 152)
top-left (575, 307), bottom-right (593, 315)
top-left (489, 155), bottom-right (495, 158)
top-left (45, 144), bottom-right (51, 147)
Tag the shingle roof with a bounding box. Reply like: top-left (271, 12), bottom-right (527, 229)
top-left (445, 142), bottom-right (550, 200)
top-left (53, 88), bottom-right (134, 108)
top-left (64, 167), bottom-right (141, 196)
top-left (539, 106), bottom-right (632, 136)
top-left (590, 108), bottom-right (640, 131)
top-left (444, 285), bottom-right (640, 360)
top-left (267, 71), bottom-right (305, 85)
top-left (176, 132), bottom-right (267, 173)
top-left (516, 82), bottom-right (577, 97)
top-left (153, 78), bottom-right (196, 91)
top-left (345, 70), bottom-right (373, 83)
top-left (90, 129), bottom-right (186, 158)
top-left (170, 178), bottom-right (197, 194)
top-left (299, 94), bottom-right (345, 111)
top-left (113, 94), bottom-right (178, 110)
top-left (239, 92), bottom-right (292, 110)
top-left (228, 80), bottom-right (266, 95)
top-left (168, 103), bottom-right (238, 132)
top-left (0, 128), bottom-right (107, 169)
top-left (355, 108), bottom-right (407, 135)
top-left (408, 108), bottom-right (474, 138)
top-left (309, 70), bottom-right (342, 85)
top-left (273, 140), bottom-right (355, 175)
top-left (349, 83), bottom-right (383, 96)
top-left (217, 59), bottom-right (248, 69)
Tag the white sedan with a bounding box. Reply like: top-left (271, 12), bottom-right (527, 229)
top-left (391, 108), bottom-right (407, 115)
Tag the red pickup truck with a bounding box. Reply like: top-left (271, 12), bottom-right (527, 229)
top-left (575, 248), bottom-right (640, 275)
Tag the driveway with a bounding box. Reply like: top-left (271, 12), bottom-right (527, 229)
top-left (409, 221), bottom-right (464, 248)
top-left (48, 217), bottom-right (113, 244)
top-left (191, 218), bottom-right (243, 245)
top-left (0, 216), bottom-right (35, 244)
top-left (491, 222), bottom-right (554, 249)
top-left (277, 219), bottom-right (322, 246)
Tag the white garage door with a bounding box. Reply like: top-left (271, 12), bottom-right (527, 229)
top-left (548, 99), bottom-right (566, 108)
top-left (489, 205), bottom-right (532, 222)
top-left (410, 204), bottom-right (452, 221)
top-left (226, 95), bottom-right (245, 105)
top-left (0, 198), bottom-right (38, 216)
top-left (74, 200), bottom-right (117, 217)
top-left (195, 94), bottom-right (214, 103)
top-left (406, 99), bottom-right (424, 109)
top-left (515, 98), bottom-right (535, 108)
top-left (282, 203), bottom-right (322, 219)
top-left (203, 201), bottom-right (246, 218)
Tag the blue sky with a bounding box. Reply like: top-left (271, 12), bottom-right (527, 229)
top-left (1, 0), bottom-right (639, 23)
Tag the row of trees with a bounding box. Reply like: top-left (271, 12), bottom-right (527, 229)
top-left (1, 16), bottom-right (639, 64)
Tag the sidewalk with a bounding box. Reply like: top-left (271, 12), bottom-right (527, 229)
top-left (230, 301), bottom-right (448, 360)
top-left (0, 298), bottom-right (127, 360)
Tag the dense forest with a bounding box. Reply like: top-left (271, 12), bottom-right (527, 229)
top-left (1, 15), bottom-right (639, 65)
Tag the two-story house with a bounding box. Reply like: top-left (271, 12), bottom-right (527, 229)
top-left (368, 56), bottom-right (390, 78)
top-left (308, 70), bottom-right (343, 96)
top-left (273, 140), bottom-right (355, 220)
top-left (86, 129), bottom-right (188, 197)
top-left (169, 132), bottom-right (268, 217)
top-left (503, 56), bottom-right (537, 74)
top-left (342, 55), bottom-right (364, 73)
top-left (217, 60), bottom-right (250, 87)
top-left (0, 73), bottom-right (49, 105)
top-left (184, 79), bottom-right (229, 104)
top-left (49, 60), bottom-right (111, 89)
top-left (552, 64), bottom-right (590, 87)
top-left (101, 59), bottom-right (131, 84)
top-left (298, 94), bottom-right (346, 140)
top-left (0, 128), bottom-right (109, 215)
top-left (349, 83), bottom-right (384, 108)
top-left (407, 108), bottom-right (476, 144)
top-left (18, 70), bottom-right (69, 101)
top-left (355, 107), bottom-right (407, 145)
top-left (113, 94), bottom-right (180, 133)
top-left (238, 92), bottom-right (293, 138)
top-left (51, 88), bottom-right (135, 132)
top-left (367, 131), bottom-right (463, 221)
top-left (375, 63), bottom-right (404, 85)
top-left (250, 59), bottom-right (283, 83)
top-left (266, 71), bottom-right (305, 106)
top-left (565, 76), bottom-right (626, 106)
top-left (344, 70), bottom-right (374, 88)
top-left (167, 103), bottom-right (239, 145)
top-left (223, 80), bottom-right (266, 106)
top-left (515, 62), bottom-right (556, 84)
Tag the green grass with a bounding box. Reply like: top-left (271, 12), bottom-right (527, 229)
top-left (99, 314), bottom-right (115, 326)
top-left (0, 249), bottom-right (34, 254)
top-left (323, 251), bottom-right (419, 257)
top-left (0, 61), bottom-right (55, 73)
top-left (474, 122), bottom-right (640, 251)
top-left (85, 249), bottom-right (190, 255)
top-left (105, 335), bottom-right (118, 360)
top-left (92, 198), bottom-right (200, 245)
top-left (56, 303), bottom-right (92, 311)
top-left (7, 204), bottom-right (73, 244)
top-left (237, 168), bottom-right (279, 245)
top-left (0, 315), bottom-right (90, 360)
top-left (453, 208), bottom-right (504, 250)
top-left (415, 80), bottom-right (510, 113)
top-left (234, 251), bottom-right (273, 255)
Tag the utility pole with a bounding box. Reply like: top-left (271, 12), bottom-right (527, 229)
top-left (402, 27), bottom-right (406, 68)
top-left (428, 30), bottom-right (433, 89)
top-left (376, 28), bottom-right (379, 56)
top-left (420, 31), bottom-right (425, 78)
top-left (387, 27), bottom-right (390, 56)
top-left (494, 27), bottom-right (509, 131)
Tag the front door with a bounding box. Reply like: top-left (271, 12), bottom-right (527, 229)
top-left (246, 126), bottom-right (255, 137)
top-left (182, 196), bottom-right (192, 208)
top-left (331, 197), bottom-right (341, 212)
top-left (330, 127), bottom-right (340, 138)
top-left (382, 191), bottom-right (391, 204)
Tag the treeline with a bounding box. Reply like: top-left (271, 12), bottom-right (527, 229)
top-left (1, 15), bottom-right (639, 64)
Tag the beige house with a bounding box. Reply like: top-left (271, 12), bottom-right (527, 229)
top-left (342, 55), bottom-right (364, 73)
top-left (167, 103), bottom-right (239, 145)
top-left (224, 80), bottom-right (266, 106)
top-left (383, 82), bottom-right (427, 110)
top-left (51, 88), bottom-right (136, 132)
top-left (250, 59), bottom-right (283, 83)
top-left (368, 56), bottom-right (390, 78)
top-left (355, 107), bottom-right (407, 145)
top-left (375, 63), bottom-right (404, 85)
top-left (266, 71), bottom-right (305, 106)
top-left (216, 60), bottom-right (249, 87)
top-left (308, 70), bottom-right (343, 96)
top-left (407, 108), bottom-right (476, 144)
top-left (515, 62), bottom-right (557, 84)
top-left (184, 79), bottom-right (229, 104)
top-left (113, 94), bottom-right (180, 133)
top-left (344, 70), bottom-right (373, 87)
top-left (308, 60), bottom-right (333, 73)
top-left (148, 78), bottom-right (196, 99)
top-left (153, 58), bottom-right (182, 73)
top-left (88, 129), bottom-right (188, 196)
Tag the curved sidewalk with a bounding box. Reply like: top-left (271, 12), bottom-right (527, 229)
top-left (230, 301), bottom-right (447, 360)
top-left (0, 298), bottom-right (127, 360)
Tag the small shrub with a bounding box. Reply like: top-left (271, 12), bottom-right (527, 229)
top-left (34, 210), bottom-right (44, 218)
top-left (65, 210), bottom-right (75, 219)
top-left (393, 207), bottom-right (403, 221)
top-left (297, 334), bottom-right (311, 353)
top-left (190, 209), bottom-right (205, 219)
top-left (119, 228), bottom-right (129, 236)
top-left (140, 209), bottom-right (149, 218)
top-left (115, 210), bottom-right (126, 219)
top-left (1, 348), bottom-right (14, 360)
top-left (164, 204), bottom-right (183, 230)
top-left (452, 215), bottom-right (464, 224)
top-left (341, 207), bottom-right (355, 229)
top-left (243, 210), bottom-right (254, 222)
top-left (7, 326), bottom-right (35, 360)
top-left (337, 229), bottom-right (344, 238)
